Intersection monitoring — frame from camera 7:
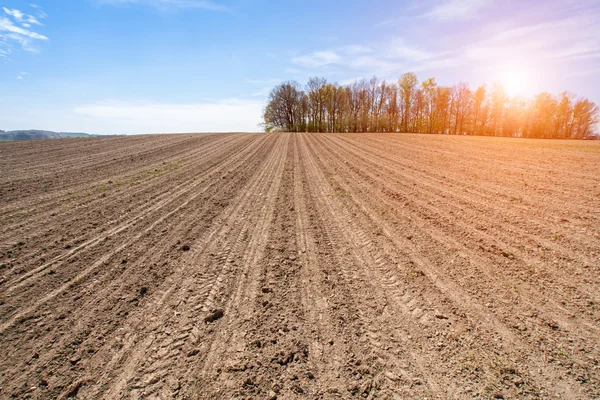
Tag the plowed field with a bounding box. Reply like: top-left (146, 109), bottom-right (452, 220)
top-left (1, 132), bottom-right (599, 399)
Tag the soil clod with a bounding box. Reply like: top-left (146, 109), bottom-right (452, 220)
top-left (205, 309), bottom-right (224, 323)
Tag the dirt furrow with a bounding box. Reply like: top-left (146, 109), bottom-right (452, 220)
top-left (308, 133), bottom-right (596, 398)
top-left (0, 134), bottom-right (252, 294)
top-left (181, 133), bottom-right (291, 398)
top-left (0, 134), bottom-right (241, 244)
top-left (1, 132), bottom-right (598, 400)
top-left (332, 134), bottom-right (600, 257)
top-left (316, 134), bottom-right (600, 326)
top-left (0, 134), bottom-right (272, 398)
top-left (69, 133), bottom-right (287, 399)
top-left (300, 133), bottom-right (457, 397)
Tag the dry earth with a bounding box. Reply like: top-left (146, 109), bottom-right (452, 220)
top-left (0, 132), bottom-right (599, 399)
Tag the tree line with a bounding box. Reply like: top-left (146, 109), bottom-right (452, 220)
top-left (262, 73), bottom-right (599, 138)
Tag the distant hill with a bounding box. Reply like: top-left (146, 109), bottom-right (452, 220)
top-left (0, 130), bottom-right (111, 141)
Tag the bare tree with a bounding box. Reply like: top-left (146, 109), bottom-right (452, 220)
top-left (262, 81), bottom-right (305, 132)
top-left (399, 72), bottom-right (418, 132)
top-left (571, 98), bottom-right (599, 138)
top-left (263, 74), bottom-right (599, 138)
top-left (450, 82), bottom-right (472, 135)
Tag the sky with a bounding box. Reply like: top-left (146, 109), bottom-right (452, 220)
top-left (1, 0), bottom-right (599, 134)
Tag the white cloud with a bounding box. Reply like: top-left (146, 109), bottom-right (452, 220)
top-left (347, 55), bottom-right (398, 73)
top-left (35, 10), bottom-right (47, 19)
top-left (0, 5), bottom-right (47, 54)
top-left (292, 51), bottom-right (341, 67)
top-left (26, 4), bottom-right (47, 23)
top-left (17, 72), bottom-right (28, 80)
top-left (422, 0), bottom-right (489, 21)
top-left (74, 98), bottom-right (264, 134)
top-left (2, 8), bottom-right (24, 21)
top-left (290, 46), bottom-right (408, 75)
top-left (288, 40), bottom-right (453, 76)
top-left (97, 0), bottom-right (232, 11)
top-left (0, 18), bottom-right (47, 40)
top-left (463, 9), bottom-right (600, 64)
top-left (286, 0), bottom-right (599, 87)
top-left (568, 67), bottom-right (600, 77)
top-left (388, 41), bottom-right (434, 62)
top-left (26, 16), bottom-right (43, 26)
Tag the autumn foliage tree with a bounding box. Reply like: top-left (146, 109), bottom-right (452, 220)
top-left (262, 73), bottom-right (599, 138)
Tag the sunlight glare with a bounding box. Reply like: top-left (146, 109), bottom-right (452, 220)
top-left (501, 65), bottom-right (530, 97)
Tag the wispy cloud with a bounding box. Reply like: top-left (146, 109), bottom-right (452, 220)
top-left (377, 0), bottom-right (489, 25)
top-left (0, 18), bottom-right (47, 40)
top-left (26, 16), bottom-right (43, 26)
top-left (463, 5), bottom-right (600, 65)
top-left (31, 5), bottom-right (48, 20)
top-left (388, 40), bottom-right (434, 62)
top-left (97, 0), bottom-right (232, 12)
top-left (2, 6), bottom-right (44, 25)
top-left (3, 7), bottom-right (24, 21)
top-left (17, 71), bottom-right (28, 80)
top-left (421, 0), bottom-right (489, 21)
top-left (0, 5), bottom-right (48, 56)
top-left (292, 51), bottom-right (341, 68)
top-left (568, 66), bottom-right (600, 78)
top-left (286, 0), bottom-right (599, 89)
top-left (288, 41), bottom-right (456, 76)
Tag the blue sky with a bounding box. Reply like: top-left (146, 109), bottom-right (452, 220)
top-left (1, 0), bottom-right (599, 134)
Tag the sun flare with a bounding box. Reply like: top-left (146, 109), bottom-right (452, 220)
top-left (501, 65), bottom-right (530, 97)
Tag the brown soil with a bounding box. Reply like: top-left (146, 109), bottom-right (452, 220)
top-left (0, 132), bottom-right (599, 399)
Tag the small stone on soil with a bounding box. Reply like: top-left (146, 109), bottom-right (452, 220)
top-left (205, 309), bottom-right (224, 323)
top-left (187, 349), bottom-right (200, 357)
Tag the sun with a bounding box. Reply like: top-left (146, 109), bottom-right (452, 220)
top-left (501, 65), bottom-right (530, 98)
